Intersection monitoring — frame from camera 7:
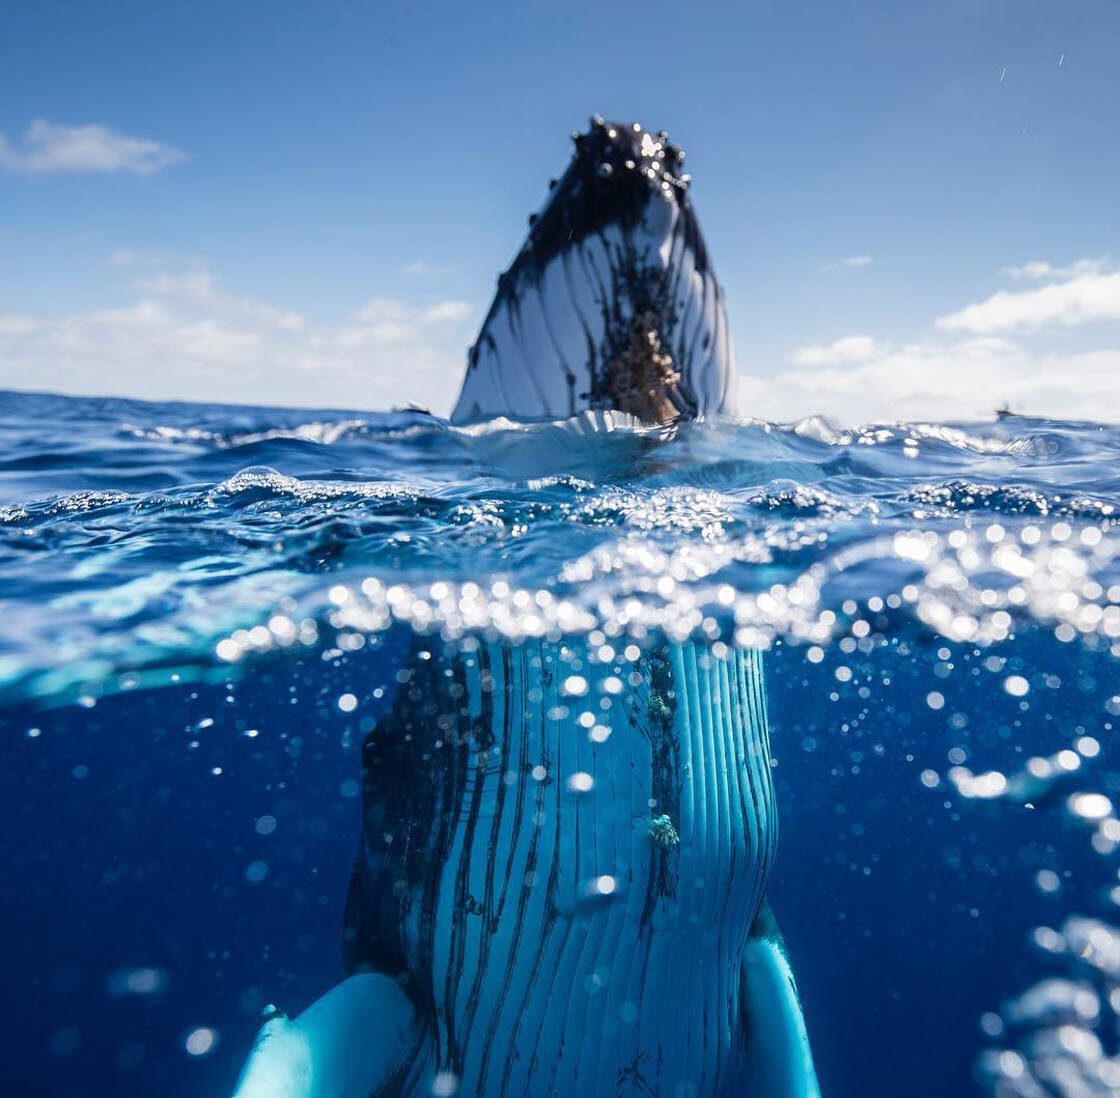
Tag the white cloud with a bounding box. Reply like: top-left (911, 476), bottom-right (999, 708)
top-left (743, 335), bottom-right (1120, 424)
top-left (791, 334), bottom-right (882, 367)
top-left (1000, 257), bottom-right (1109, 281)
top-left (752, 257), bottom-right (1120, 422)
top-left (419, 301), bottom-right (471, 324)
top-left (402, 259), bottom-right (452, 276)
top-left (821, 254), bottom-right (874, 271)
top-left (353, 298), bottom-right (470, 326)
top-left (107, 249), bottom-right (202, 268)
top-left (0, 119), bottom-right (187, 176)
top-left (137, 270), bottom-right (306, 330)
top-left (0, 265), bottom-right (474, 412)
top-left (937, 268), bottom-right (1120, 333)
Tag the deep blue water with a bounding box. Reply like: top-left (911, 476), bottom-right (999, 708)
top-left (1, 389), bottom-right (1117, 1098)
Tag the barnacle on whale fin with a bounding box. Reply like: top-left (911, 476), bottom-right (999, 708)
top-left (649, 692), bottom-right (672, 723)
top-left (607, 311), bottom-right (683, 426)
top-left (648, 813), bottom-right (680, 847)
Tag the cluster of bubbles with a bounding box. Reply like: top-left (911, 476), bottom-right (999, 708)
top-left (977, 914), bottom-right (1120, 1096)
top-left (212, 520), bottom-right (1118, 665)
top-left (936, 732), bottom-right (1106, 806)
top-left (952, 721), bottom-right (1120, 1095)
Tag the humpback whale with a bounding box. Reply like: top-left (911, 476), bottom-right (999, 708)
top-left (230, 119), bottom-right (820, 1098)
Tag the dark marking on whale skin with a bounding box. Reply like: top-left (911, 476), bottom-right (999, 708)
top-left (527, 119), bottom-right (706, 278)
top-left (344, 637), bottom-right (776, 1097)
top-left (637, 648), bottom-right (681, 930)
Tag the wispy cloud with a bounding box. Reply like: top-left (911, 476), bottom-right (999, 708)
top-left (999, 257), bottom-right (1109, 281)
top-left (402, 259), bottom-right (451, 276)
top-left (352, 298), bottom-right (470, 326)
top-left (136, 270), bottom-right (306, 330)
top-left (937, 261), bottom-right (1120, 333)
top-left (821, 254), bottom-right (874, 272)
top-left (791, 334), bottom-right (882, 367)
top-left (107, 249), bottom-right (202, 268)
top-left (0, 119), bottom-right (187, 176)
top-left (0, 262), bottom-right (474, 411)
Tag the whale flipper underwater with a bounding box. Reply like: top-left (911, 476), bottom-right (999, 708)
top-left (228, 119), bottom-right (821, 1098)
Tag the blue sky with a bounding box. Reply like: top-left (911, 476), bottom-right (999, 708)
top-left (1, 0), bottom-right (1118, 421)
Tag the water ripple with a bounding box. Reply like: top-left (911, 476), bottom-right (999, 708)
top-left (0, 389), bottom-right (1115, 701)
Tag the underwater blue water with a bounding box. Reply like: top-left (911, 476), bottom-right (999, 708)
top-left (1, 389), bottom-right (1117, 1098)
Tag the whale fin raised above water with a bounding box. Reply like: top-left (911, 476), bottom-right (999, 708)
top-left (452, 117), bottom-right (737, 426)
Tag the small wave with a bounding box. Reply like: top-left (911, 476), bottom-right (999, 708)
top-left (121, 417), bottom-right (377, 448)
top-left (907, 480), bottom-right (1117, 519)
top-left (209, 466), bottom-right (422, 504)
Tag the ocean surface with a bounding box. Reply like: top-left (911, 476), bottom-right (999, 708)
top-left (1, 388), bottom-right (1117, 1098)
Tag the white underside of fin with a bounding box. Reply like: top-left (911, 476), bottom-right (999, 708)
top-left (740, 931), bottom-right (822, 1098)
top-left (452, 206), bottom-right (735, 425)
top-left (230, 974), bottom-right (417, 1098)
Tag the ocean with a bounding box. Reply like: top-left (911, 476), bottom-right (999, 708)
top-left (1, 388), bottom-right (1117, 1098)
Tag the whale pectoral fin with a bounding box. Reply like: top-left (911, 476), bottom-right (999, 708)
top-left (739, 898), bottom-right (822, 1098)
top-left (231, 973), bottom-right (421, 1098)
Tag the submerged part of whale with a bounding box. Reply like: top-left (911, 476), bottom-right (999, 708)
top-left (342, 638), bottom-right (822, 1098)
top-left (232, 639), bottom-right (818, 1098)
top-left (452, 117), bottom-right (736, 426)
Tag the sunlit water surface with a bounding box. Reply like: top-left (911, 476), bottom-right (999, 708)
top-left (1, 390), bottom-right (1117, 1098)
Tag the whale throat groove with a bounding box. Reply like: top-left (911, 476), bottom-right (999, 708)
top-left (344, 638), bottom-right (776, 1097)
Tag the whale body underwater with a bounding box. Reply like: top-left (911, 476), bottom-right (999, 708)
top-left (229, 119), bottom-right (821, 1098)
